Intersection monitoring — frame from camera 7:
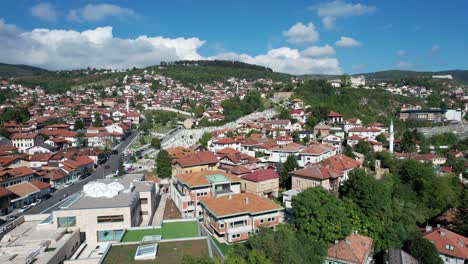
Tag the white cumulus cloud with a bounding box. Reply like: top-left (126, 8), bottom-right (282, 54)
top-left (301, 45), bottom-right (335, 57)
top-left (314, 0), bottom-right (376, 29)
top-left (283, 22), bottom-right (319, 45)
top-left (0, 18), bottom-right (341, 75)
top-left (335, 36), bottom-right (361, 47)
top-left (67, 3), bottom-right (137, 22)
top-left (211, 47), bottom-right (341, 75)
top-left (0, 19), bottom-right (204, 70)
top-left (30, 2), bottom-right (57, 22)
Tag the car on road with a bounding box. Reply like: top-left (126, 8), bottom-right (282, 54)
top-left (18, 205), bottom-right (30, 213)
top-left (6, 215), bottom-right (16, 221)
top-left (112, 150), bottom-right (118, 155)
top-left (65, 182), bottom-right (73, 187)
top-left (104, 165), bottom-right (110, 169)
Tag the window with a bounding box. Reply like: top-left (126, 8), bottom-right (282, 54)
top-left (97, 229), bottom-right (124, 242)
top-left (260, 219), bottom-right (264, 224)
top-left (296, 179), bottom-right (300, 187)
top-left (268, 217), bottom-right (275, 222)
top-left (97, 215), bottom-right (124, 223)
top-left (219, 223), bottom-right (225, 228)
top-left (231, 234), bottom-right (241, 239)
top-left (58, 216), bottom-right (76, 227)
top-left (139, 198), bottom-right (148, 204)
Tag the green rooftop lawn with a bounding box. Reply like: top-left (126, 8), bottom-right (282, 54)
top-left (102, 239), bottom-right (209, 264)
top-left (121, 221), bottom-right (199, 242)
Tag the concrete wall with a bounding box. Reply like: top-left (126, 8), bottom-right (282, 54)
top-left (292, 175), bottom-right (329, 192)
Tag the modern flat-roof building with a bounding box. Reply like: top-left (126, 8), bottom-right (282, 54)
top-left (0, 214), bottom-right (80, 264)
top-left (52, 174), bottom-right (157, 245)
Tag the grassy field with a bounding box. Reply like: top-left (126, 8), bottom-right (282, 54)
top-left (102, 239), bottom-right (209, 264)
top-left (121, 221), bottom-right (199, 242)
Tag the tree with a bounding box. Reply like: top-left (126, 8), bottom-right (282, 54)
top-left (151, 137), bottom-right (161, 149)
top-left (226, 131), bottom-right (234, 138)
top-left (73, 119), bottom-right (84, 131)
top-left (278, 108), bottom-right (290, 120)
top-left (93, 112), bottom-right (103, 127)
top-left (232, 224), bottom-right (326, 264)
top-left (198, 132), bottom-right (212, 147)
top-left (343, 144), bottom-right (356, 158)
top-left (405, 238), bottom-right (443, 264)
top-left (293, 187), bottom-right (352, 243)
top-left (401, 129), bottom-right (417, 153)
top-left (452, 189), bottom-right (468, 237)
top-left (278, 155), bottom-right (299, 189)
top-left (118, 158), bottom-right (124, 176)
top-left (182, 255), bottom-right (216, 264)
top-left (340, 169), bottom-right (391, 218)
top-left (156, 149), bottom-right (172, 178)
top-left (340, 74), bottom-right (351, 87)
top-left (355, 140), bottom-right (371, 155)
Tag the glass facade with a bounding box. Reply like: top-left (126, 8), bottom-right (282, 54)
top-left (57, 216), bottom-right (76, 227)
top-left (97, 229), bottom-right (124, 242)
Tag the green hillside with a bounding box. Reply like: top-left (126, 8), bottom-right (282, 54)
top-left (292, 80), bottom-right (423, 124)
top-left (147, 60), bottom-right (291, 84)
top-left (359, 69), bottom-right (468, 83)
top-left (0, 63), bottom-right (48, 78)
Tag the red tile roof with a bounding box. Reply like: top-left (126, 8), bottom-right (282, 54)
top-left (242, 169), bottom-right (279, 182)
top-left (327, 234), bottom-right (373, 263)
top-left (290, 165), bottom-right (341, 180)
top-left (0, 186), bottom-right (12, 198)
top-left (30, 180), bottom-right (51, 190)
top-left (175, 151), bottom-right (219, 168)
top-left (321, 155), bottom-right (361, 172)
top-left (422, 227), bottom-right (468, 259)
top-left (200, 192), bottom-right (282, 218)
top-left (327, 111), bottom-right (343, 117)
top-left (11, 133), bottom-right (40, 140)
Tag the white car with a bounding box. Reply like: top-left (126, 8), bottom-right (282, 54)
top-left (18, 205), bottom-right (30, 213)
top-left (64, 182), bottom-right (73, 187)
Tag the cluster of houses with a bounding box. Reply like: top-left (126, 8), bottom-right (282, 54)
top-left (0, 94), bottom-right (139, 216)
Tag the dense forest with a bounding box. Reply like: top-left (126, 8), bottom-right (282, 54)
top-left (148, 60), bottom-right (290, 85)
top-left (0, 63), bottom-right (48, 78)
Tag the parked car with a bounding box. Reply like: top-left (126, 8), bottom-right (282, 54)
top-left (6, 215), bottom-right (16, 221)
top-left (18, 205), bottom-right (30, 213)
top-left (65, 182), bottom-right (73, 187)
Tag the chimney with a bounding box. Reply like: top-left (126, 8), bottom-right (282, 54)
top-left (228, 193), bottom-right (232, 200)
top-left (245, 197), bottom-right (249, 204)
top-left (426, 226), bottom-right (432, 232)
top-left (440, 231), bottom-right (446, 237)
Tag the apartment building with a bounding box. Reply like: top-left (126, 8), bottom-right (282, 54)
top-left (200, 192), bottom-right (283, 243)
top-left (171, 151), bottom-right (219, 176)
top-left (170, 170), bottom-right (242, 218)
top-left (11, 133), bottom-right (43, 153)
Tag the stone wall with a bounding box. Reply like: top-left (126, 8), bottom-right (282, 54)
top-left (162, 109), bottom-right (277, 148)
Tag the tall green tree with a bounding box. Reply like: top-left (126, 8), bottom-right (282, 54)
top-left (198, 132), bottom-right (212, 147)
top-left (151, 137), bottom-right (161, 149)
top-left (117, 158), bottom-right (124, 176)
top-left (93, 112), bottom-right (103, 127)
top-left (156, 149), bottom-right (172, 178)
top-left (405, 238), bottom-right (443, 264)
top-left (293, 187), bottom-right (352, 243)
top-left (279, 155), bottom-right (299, 189)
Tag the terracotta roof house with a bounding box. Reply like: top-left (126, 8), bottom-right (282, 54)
top-left (326, 233), bottom-right (374, 264)
top-left (200, 192), bottom-right (283, 243)
top-left (241, 169), bottom-right (279, 198)
top-left (290, 165), bottom-right (341, 192)
top-left (320, 154), bottom-right (361, 181)
top-left (422, 227), bottom-right (468, 263)
top-left (0, 166), bottom-right (36, 187)
top-left (172, 151), bottom-right (219, 176)
top-left (0, 186), bottom-right (16, 215)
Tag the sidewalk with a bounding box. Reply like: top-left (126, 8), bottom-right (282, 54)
top-left (151, 193), bottom-right (168, 226)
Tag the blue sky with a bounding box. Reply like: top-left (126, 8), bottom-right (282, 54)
top-left (0, 0), bottom-right (467, 74)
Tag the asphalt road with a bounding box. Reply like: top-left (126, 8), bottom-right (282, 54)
top-left (25, 130), bottom-right (139, 215)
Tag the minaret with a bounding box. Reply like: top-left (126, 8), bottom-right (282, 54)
top-left (389, 119), bottom-right (394, 153)
top-left (126, 98), bottom-right (130, 113)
